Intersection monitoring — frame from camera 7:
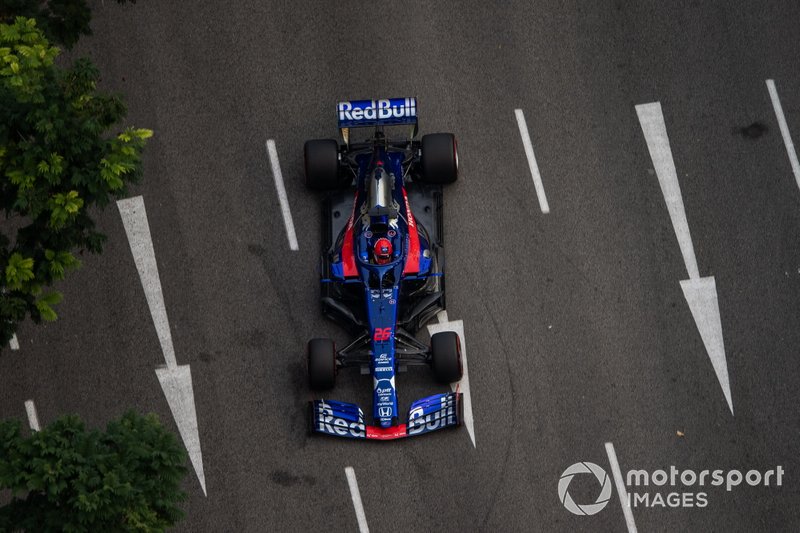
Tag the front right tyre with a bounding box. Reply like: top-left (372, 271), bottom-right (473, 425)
top-left (308, 338), bottom-right (337, 390)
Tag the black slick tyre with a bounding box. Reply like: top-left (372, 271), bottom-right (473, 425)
top-left (304, 139), bottom-right (341, 190)
top-left (308, 338), bottom-right (336, 390)
top-left (420, 133), bottom-right (458, 184)
top-left (430, 331), bottom-right (462, 384)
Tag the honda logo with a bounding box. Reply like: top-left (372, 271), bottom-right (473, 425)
top-left (378, 407), bottom-right (392, 417)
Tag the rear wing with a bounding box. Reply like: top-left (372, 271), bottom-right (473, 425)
top-left (337, 98), bottom-right (418, 144)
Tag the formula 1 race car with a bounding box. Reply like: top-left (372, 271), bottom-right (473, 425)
top-left (305, 98), bottom-right (463, 440)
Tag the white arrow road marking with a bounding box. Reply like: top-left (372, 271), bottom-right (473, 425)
top-left (116, 196), bottom-right (176, 368)
top-left (515, 109), bottom-right (551, 214)
top-left (266, 139), bottom-right (299, 251)
top-left (766, 79), bottom-right (800, 193)
top-left (636, 102), bottom-right (733, 415)
top-left (681, 277), bottom-right (733, 414)
top-left (24, 399), bottom-right (40, 431)
top-left (156, 365), bottom-right (206, 495)
top-left (427, 312), bottom-right (475, 448)
top-left (117, 196), bottom-right (207, 495)
top-left (345, 467), bottom-right (369, 533)
top-left (605, 442), bottom-right (638, 533)
top-left (9, 333), bottom-right (19, 350)
top-left (635, 102), bottom-right (699, 279)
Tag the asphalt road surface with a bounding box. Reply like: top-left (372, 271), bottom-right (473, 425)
top-left (2, 1), bottom-right (800, 531)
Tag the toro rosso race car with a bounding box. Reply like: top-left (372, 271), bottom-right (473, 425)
top-left (304, 98), bottom-right (464, 440)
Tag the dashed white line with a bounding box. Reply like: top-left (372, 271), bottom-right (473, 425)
top-left (428, 314), bottom-right (476, 448)
top-left (24, 399), bottom-right (40, 431)
top-left (345, 466), bottom-right (369, 533)
top-left (9, 333), bottom-right (19, 350)
top-left (266, 139), bottom-right (299, 251)
top-left (514, 109), bottom-right (550, 214)
top-left (605, 442), bottom-right (637, 533)
top-left (766, 79), bottom-right (800, 193)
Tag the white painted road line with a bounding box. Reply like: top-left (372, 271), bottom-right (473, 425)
top-left (605, 442), bottom-right (637, 533)
top-left (680, 277), bottom-right (733, 414)
top-left (117, 195), bottom-right (207, 496)
top-left (345, 467), bottom-right (369, 533)
top-left (766, 79), bottom-right (800, 193)
top-left (9, 333), bottom-right (19, 350)
top-left (514, 109), bottom-right (550, 214)
top-left (155, 365), bottom-right (206, 495)
top-left (266, 139), bottom-right (299, 251)
top-left (428, 314), bottom-right (476, 448)
top-left (24, 399), bottom-right (40, 431)
top-left (635, 102), bottom-right (699, 280)
top-left (117, 196), bottom-right (177, 369)
top-left (636, 102), bottom-right (733, 415)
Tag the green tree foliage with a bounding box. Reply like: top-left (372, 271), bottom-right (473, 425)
top-left (0, 411), bottom-right (188, 531)
top-left (0, 17), bottom-right (151, 345)
top-left (0, 0), bottom-right (138, 49)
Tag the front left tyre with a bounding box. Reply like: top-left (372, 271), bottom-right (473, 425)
top-left (430, 331), bottom-right (463, 384)
top-left (308, 338), bottom-right (337, 390)
top-left (304, 139), bottom-right (342, 190)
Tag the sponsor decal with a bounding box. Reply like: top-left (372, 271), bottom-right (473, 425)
top-left (314, 402), bottom-right (365, 438)
top-left (340, 196), bottom-right (358, 277)
top-left (378, 406), bottom-right (392, 417)
top-left (402, 187), bottom-right (420, 274)
top-left (374, 366), bottom-right (393, 373)
top-left (379, 395), bottom-right (391, 403)
top-left (338, 98), bottom-right (416, 122)
top-left (407, 404), bottom-right (457, 436)
top-left (374, 378), bottom-right (394, 397)
top-left (375, 353), bottom-right (390, 364)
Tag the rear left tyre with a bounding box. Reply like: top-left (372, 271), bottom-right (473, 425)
top-left (420, 133), bottom-right (458, 184)
top-left (304, 139), bottom-right (342, 190)
top-left (430, 331), bottom-right (463, 384)
top-left (308, 338), bottom-right (337, 390)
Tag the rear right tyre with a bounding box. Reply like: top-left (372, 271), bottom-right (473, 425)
top-left (304, 139), bottom-right (342, 190)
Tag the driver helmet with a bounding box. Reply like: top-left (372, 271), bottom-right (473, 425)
top-left (374, 237), bottom-right (392, 264)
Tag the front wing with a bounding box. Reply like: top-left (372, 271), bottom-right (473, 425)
top-left (310, 392), bottom-right (462, 441)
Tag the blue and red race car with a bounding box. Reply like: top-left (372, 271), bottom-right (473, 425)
top-left (305, 98), bottom-right (464, 440)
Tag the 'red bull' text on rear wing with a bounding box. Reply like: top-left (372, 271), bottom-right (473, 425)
top-left (336, 97), bottom-right (418, 144)
top-left (309, 392), bottom-right (462, 441)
